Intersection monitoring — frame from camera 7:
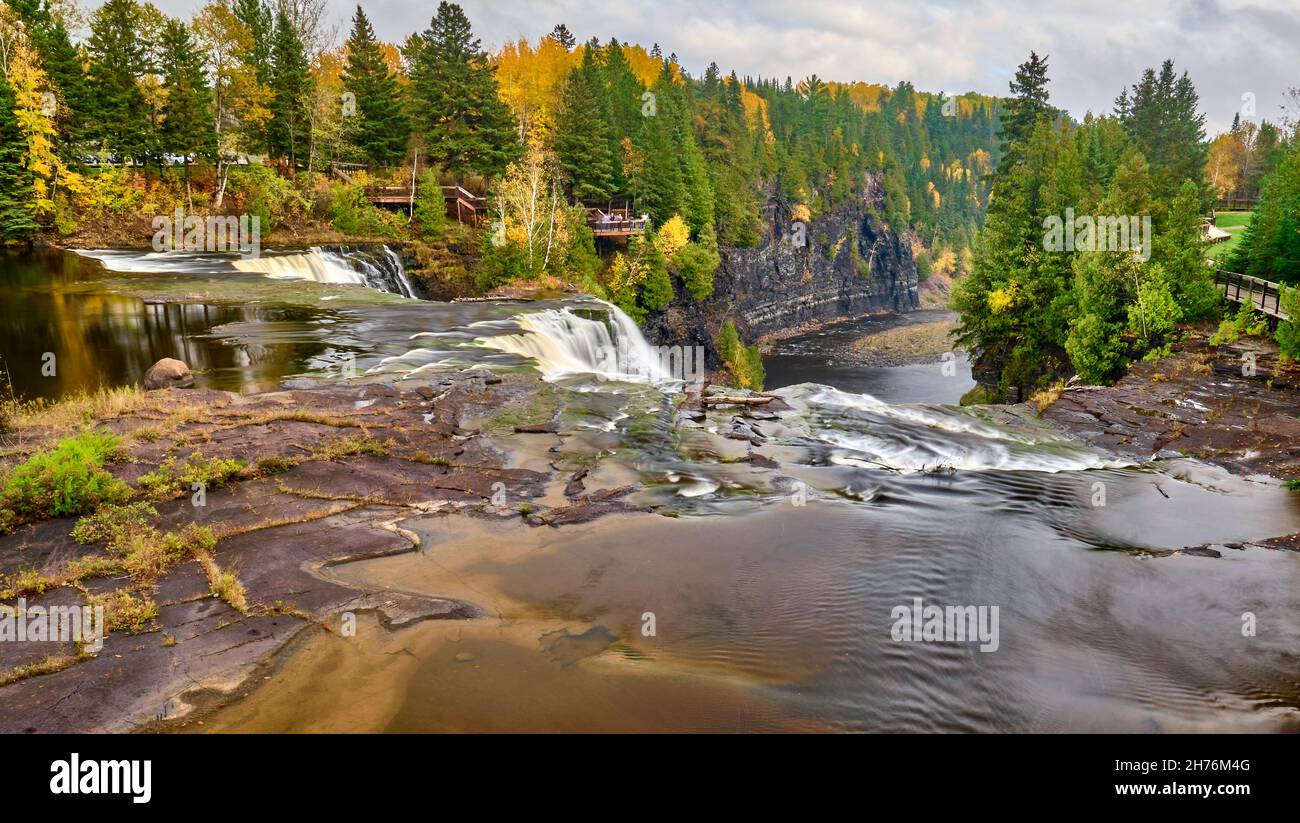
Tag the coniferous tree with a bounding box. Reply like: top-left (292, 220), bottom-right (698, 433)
top-left (232, 0), bottom-right (275, 153)
top-left (404, 2), bottom-right (518, 177)
top-left (85, 0), bottom-right (153, 159)
top-left (1118, 60), bottom-right (1208, 205)
top-left (267, 10), bottom-right (312, 166)
top-left (158, 19), bottom-right (215, 173)
top-left (0, 72), bottom-right (37, 242)
top-left (13, 1), bottom-right (90, 157)
top-left (554, 45), bottom-right (617, 202)
top-left (550, 24), bottom-right (576, 51)
top-left (997, 51), bottom-right (1053, 174)
top-left (342, 5), bottom-right (410, 166)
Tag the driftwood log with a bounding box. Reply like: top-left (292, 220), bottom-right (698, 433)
top-left (703, 395), bottom-right (774, 406)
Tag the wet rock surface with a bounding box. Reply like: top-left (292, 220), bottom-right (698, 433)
top-left (1041, 336), bottom-right (1300, 479)
top-left (0, 373), bottom-right (562, 732)
top-left (1040, 334), bottom-right (1300, 558)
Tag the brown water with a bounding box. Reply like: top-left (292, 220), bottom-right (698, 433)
top-left (10, 249), bottom-right (1298, 733)
top-left (197, 381), bottom-right (1300, 732)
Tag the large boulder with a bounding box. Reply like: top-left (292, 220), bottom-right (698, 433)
top-left (143, 358), bottom-right (194, 390)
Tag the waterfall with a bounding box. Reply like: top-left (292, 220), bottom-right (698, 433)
top-left (479, 303), bottom-right (681, 386)
top-left (232, 246), bottom-right (415, 297)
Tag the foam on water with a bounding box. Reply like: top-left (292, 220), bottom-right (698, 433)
top-left (779, 384), bottom-right (1130, 474)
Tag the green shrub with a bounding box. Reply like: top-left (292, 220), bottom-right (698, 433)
top-left (1210, 301), bottom-right (1271, 346)
top-left (1277, 287), bottom-right (1300, 361)
top-left (717, 320), bottom-right (766, 391)
top-left (137, 452), bottom-right (245, 500)
top-left (227, 165), bottom-right (306, 230)
top-left (915, 250), bottom-right (933, 281)
top-left (673, 224), bottom-right (722, 301)
top-left (414, 169), bottom-right (447, 242)
top-left (1, 431), bottom-right (132, 519)
top-left (329, 182), bottom-right (398, 238)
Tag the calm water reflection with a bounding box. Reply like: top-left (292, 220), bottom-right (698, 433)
top-left (0, 250), bottom-right (348, 399)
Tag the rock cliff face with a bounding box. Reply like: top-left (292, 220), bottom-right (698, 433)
top-left (644, 192), bottom-right (919, 367)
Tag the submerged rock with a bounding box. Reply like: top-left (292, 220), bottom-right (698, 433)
top-left (143, 357), bottom-right (194, 390)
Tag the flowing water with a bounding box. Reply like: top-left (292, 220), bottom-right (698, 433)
top-left (4, 249), bottom-right (1299, 732)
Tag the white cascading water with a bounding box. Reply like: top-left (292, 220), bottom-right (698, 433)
top-left (479, 303), bottom-right (677, 386)
top-left (81, 245), bottom-right (416, 297)
top-left (232, 248), bottom-right (365, 285)
top-left (780, 384), bottom-right (1130, 474)
top-left (233, 246), bottom-right (415, 297)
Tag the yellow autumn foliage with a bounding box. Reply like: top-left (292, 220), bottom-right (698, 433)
top-left (988, 283), bottom-right (1021, 314)
top-left (657, 215), bottom-right (690, 258)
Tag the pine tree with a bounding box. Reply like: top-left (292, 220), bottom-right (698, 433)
top-left (1119, 60), bottom-right (1208, 206)
top-left (404, 2), bottom-right (518, 177)
top-left (85, 0), bottom-right (153, 159)
top-left (342, 5), bottom-right (411, 166)
top-left (554, 46), bottom-right (617, 202)
top-left (0, 72), bottom-right (37, 242)
top-left (550, 24), bottom-right (576, 51)
top-left (158, 19), bottom-right (214, 170)
top-left (267, 10), bottom-right (312, 166)
top-left (997, 51), bottom-right (1053, 175)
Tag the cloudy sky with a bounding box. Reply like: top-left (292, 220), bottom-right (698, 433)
top-left (100, 0), bottom-right (1297, 134)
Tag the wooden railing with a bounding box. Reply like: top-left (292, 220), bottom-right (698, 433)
top-left (1215, 270), bottom-right (1290, 320)
top-left (589, 218), bottom-right (650, 236)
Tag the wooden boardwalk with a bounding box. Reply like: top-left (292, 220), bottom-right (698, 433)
top-left (1216, 270), bottom-right (1290, 320)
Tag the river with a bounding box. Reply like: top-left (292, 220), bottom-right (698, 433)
top-left (4, 248), bottom-right (1299, 732)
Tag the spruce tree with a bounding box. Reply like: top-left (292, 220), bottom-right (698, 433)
top-left (554, 45), bottom-right (616, 202)
top-left (403, 2), bottom-right (518, 177)
top-left (85, 0), bottom-right (153, 159)
top-left (267, 10), bottom-right (312, 166)
top-left (997, 51), bottom-right (1053, 174)
top-left (1119, 60), bottom-right (1208, 205)
top-left (342, 5), bottom-right (411, 166)
top-left (0, 72), bottom-right (37, 242)
top-left (13, 2), bottom-right (90, 157)
top-left (550, 24), bottom-right (576, 50)
top-left (159, 19), bottom-right (214, 170)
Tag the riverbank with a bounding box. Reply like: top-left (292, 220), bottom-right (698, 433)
top-left (1039, 330), bottom-right (1300, 481)
top-left (0, 367), bottom-right (666, 731)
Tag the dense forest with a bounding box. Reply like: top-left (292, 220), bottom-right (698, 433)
top-left (953, 52), bottom-right (1300, 399)
top-left (0, 0), bottom-right (999, 328)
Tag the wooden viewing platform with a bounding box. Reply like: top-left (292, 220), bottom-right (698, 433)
top-left (586, 208), bottom-right (649, 237)
top-left (361, 183), bottom-right (487, 226)
top-left (1216, 270), bottom-right (1291, 320)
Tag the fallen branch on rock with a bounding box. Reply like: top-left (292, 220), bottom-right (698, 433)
top-left (703, 396), bottom-right (774, 406)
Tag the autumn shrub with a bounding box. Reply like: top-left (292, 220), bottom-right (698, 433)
top-left (1, 431), bottom-right (132, 519)
top-left (70, 502), bottom-right (159, 547)
top-left (718, 320), bottom-right (766, 391)
top-left (228, 165), bottom-right (307, 231)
